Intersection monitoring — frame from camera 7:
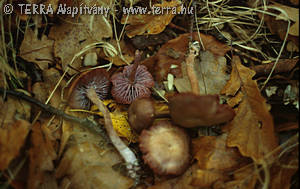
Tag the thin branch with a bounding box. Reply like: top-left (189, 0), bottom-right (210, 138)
top-left (0, 88), bottom-right (110, 143)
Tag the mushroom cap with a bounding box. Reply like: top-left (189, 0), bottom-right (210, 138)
top-left (169, 93), bottom-right (235, 127)
top-left (128, 97), bottom-right (155, 133)
top-left (139, 120), bottom-right (190, 175)
top-left (68, 68), bottom-right (110, 109)
top-left (111, 64), bottom-right (154, 104)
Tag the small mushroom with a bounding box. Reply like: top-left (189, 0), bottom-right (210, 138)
top-left (111, 50), bottom-right (154, 104)
top-left (67, 68), bottom-right (110, 109)
top-left (111, 64), bottom-right (154, 104)
top-left (139, 120), bottom-right (190, 176)
top-left (128, 97), bottom-right (170, 133)
top-left (169, 93), bottom-right (235, 127)
top-left (128, 97), bottom-right (155, 133)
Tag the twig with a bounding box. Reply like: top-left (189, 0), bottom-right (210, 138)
top-left (0, 88), bottom-right (110, 143)
top-left (86, 88), bottom-right (140, 184)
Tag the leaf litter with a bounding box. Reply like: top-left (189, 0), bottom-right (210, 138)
top-left (0, 0), bottom-right (298, 188)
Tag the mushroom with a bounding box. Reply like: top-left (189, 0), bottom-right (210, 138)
top-left (67, 68), bottom-right (110, 109)
top-left (128, 97), bottom-right (170, 133)
top-left (169, 93), bottom-right (235, 128)
top-left (128, 97), bottom-right (155, 133)
top-left (111, 51), bottom-right (154, 104)
top-left (139, 120), bottom-right (190, 176)
top-left (68, 70), bottom-right (140, 179)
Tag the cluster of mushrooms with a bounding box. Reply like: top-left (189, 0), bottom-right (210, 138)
top-left (66, 53), bottom-right (235, 177)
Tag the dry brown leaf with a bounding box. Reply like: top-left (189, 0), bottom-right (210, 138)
top-left (49, 14), bottom-right (112, 74)
top-left (193, 134), bottom-right (247, 171)
top-left (57, 109), bottom-right (133, 188)
top-left (121, 0), bottom-right (182, 38)
top-left (252, 58), bottom-right (298, 77)
top-left (222, 56), bottom-right (278, 163)
top-left (270, 135), bottom-right (298, 189)
top-left (191, 169), bottom-right (229, 188)
top-left (214, 164), bottom-right (257, 189)
top-left (0, 120), bottom-right (30, 170)
top-left (255, 4), bottom-right (299, 46)
top-left (28, 122), bottom-right (58, 189)
top-left (19, 28), bottom-right (54, 70)
top-left (175, 51), bottom-right (230, 95)
top-left (98, 39), bottom-right (135, 66)
top-left (269, 2), bottom-right (299, 36)
top-left (154, 32), bottom-right (230, 82)
top-left (227, 90), bottom-right (244, 107)
top-left (32, 68), bottom-right (65, 108)
top-left (190, 134), bottom-right (248, 188)
top-left (56, 143), bottom-right (133, 189)
top-left (0, 96), bottom-right (31, 126)
top-left (148, 164), bottom-right (199, 189)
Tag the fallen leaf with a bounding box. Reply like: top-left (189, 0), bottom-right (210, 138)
top-left (254, 3), bottom-right (299, 46)
top-left (270, 135), bottom-right (298, 189)
top-left (28, 122), bottom-right (58, 189)
top-left (190, 134), bottom-right (248, 188)
top-left (130, 28), bottom-right (176, 49)
top-left (0, 96), bottom-right (31, 126)
top-left (110, 110), bottom-right (139, 143)
top-left (99, 39), bottom-right (135, 66)
top-left (269, 2), bottom-right (299, 36)
top-left (193, 134), bottom-right (247, 171)
top-left (121, 0), bottom-right (182, 38)
top-left (148, 164), bottom-right (199, 189)
top-left (153, 32), bottom-right (230, 82)
top-left (214, 164), bottom-right (257, 189)
top-left (174, 51), bottom-right (230, 95)
top-left (222, 56), bottom-right (278, 163)
top-left (19, 28), bottom-right (54, 70)
top-left (32, 68), bottom-right (65, 108)
top-left (0, 120), bottom-right (30, 170)
top-left (91, 100), bottom-right (139, 142)
top-left (56, 142), bottom-right (133, 189)
top-left (191, 169), bottom-right (229, 188)
top-left (251, 58), bottom-right (298, 77)
top-left (49, 14), bottom-right (112, 74)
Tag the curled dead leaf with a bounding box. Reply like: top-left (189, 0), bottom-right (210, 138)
top-left (222, 56), bottom-right (278, 163)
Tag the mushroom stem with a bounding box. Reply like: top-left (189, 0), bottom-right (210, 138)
top-left (129, 50), bottom-right (141, 83)
top-left (186, 42), bottom-right (200, 95)
top-left (86, 88), bottom-right (140, 179)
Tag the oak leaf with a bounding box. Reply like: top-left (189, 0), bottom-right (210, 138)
top-left (49, 14), bottom-right (112, 74)
top-left (20, 28), bottom-right (54, 70)
top-left (222, 56), bottom-right (278, 163)
top-left (121, 0), bottom-right (182, 38)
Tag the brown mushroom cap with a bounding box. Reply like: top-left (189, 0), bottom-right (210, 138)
top-left (139, 120), bottom-right (190, 175)
top-left (128, 97), bottom-right (155, 133)
top-left (169, 93), bottom-right (235, 127)
top-left (68, 68), bottom-right (110, 109)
